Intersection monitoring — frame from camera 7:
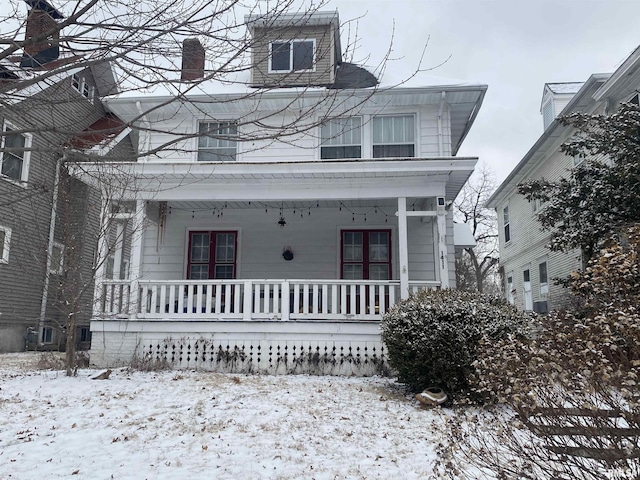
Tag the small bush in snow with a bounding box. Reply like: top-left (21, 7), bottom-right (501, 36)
top-left (381, 289), bottom-right (531, 397)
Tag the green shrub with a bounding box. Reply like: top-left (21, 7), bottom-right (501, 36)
top-left (381, 289), bottom-right (531, 396)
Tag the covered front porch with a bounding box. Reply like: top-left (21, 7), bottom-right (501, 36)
top-left (78, 158), bottom-right (473, 370)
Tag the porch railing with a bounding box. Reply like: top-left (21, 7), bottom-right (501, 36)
top-left (97, 279), bottom-right (441, 321)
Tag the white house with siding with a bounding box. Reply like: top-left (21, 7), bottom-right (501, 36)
top-left (487, 45), bottom-right (640, 313)
top-left (76, 11), bottom-right (487, 373)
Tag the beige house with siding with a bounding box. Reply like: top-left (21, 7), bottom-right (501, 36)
top-left (487, 45), bottom-right (640, 312)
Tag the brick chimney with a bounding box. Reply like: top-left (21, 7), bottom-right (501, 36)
top-left (21, 1), bottom-right (64, 67)
top-left (181, 38), bottom-right (205, 81)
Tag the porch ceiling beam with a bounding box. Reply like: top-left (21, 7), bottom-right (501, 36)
top-left (133, 182), bottom-right (448, 202)
top-left (401, 210), bottom-right (438, 217)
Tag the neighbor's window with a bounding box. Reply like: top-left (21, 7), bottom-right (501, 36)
top-left (372, 115), bottom-right (415, 158)
top-left (71, 73), bottom-right (80, 91)
top-left (539, 260), bottom-right (548, 295)
top-left (320, 118), bottom-right (362, 159)
top-left (341, 230), bottom-right (391, 280)
top-left (42, 326), bottom-right (53, 344)
top-left (198, 122), bottom-right (237, 161)
top-left (80, 326), bottom-right (91, 343)
top-left (187, 231), bottom-right (237, 279)
top-left (503, 205), bottom-right (511, 243)
top-left (0, 226), bottom-right (11, 263)
top-left (1, 124), bottom-right (31, 182)
top-left (270, 40), bottom-right (315, 72)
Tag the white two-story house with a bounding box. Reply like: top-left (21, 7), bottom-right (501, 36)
top-left (487, 45), bottom-right (640, 313)
top-left (77, 11), bottom-right (487, 373)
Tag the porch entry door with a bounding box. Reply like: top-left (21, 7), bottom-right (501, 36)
top-left (187, 231), bottom-right (237, 280)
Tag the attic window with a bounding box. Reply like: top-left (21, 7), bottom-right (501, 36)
top-left (269, 40), bottom-right (315, 72)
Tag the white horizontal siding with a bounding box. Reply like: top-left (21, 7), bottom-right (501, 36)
top-left (498, 147), bottom-right (584, 310)
top-left (141, 206), bottom-right (436, 281)
top-left (140, 103), bottom-right (454, 164)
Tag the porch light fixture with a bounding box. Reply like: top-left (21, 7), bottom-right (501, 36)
top-left (277, 202), bottom-right (287, 227)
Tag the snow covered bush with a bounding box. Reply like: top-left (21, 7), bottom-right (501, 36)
top-left (380, 289), bottom-right (531, 396)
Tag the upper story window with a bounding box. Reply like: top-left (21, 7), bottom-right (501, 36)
top-left (0, 225), bottom-right (11, 264)
top-left (269, 39), bottom-right (315, 72)
top-left (72, 73), bottom-right (80, 91)
top-left (503, 205), bottom-right (511, 243)
top-left (372, 115), bottom-right (415, 158)
top-left (1, 123), bottom-right (31, 182)
top-left (198, 122), bottom-right (238, 161)
top-left (320, 118), bottom-right (362, 159)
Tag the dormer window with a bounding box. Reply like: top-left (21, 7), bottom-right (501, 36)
top-left (269, 39), bottom-right (315, 72)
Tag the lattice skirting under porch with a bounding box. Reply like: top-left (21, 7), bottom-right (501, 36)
top-left (135, 338), bottom-right (388, 376)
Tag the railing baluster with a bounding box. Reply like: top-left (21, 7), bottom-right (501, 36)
top-left (302, 284), bottom-right (309, 314)
top-left (293, 284), bottom-right (300, 314)
top-left (177, 284), bottom-right (184, 314)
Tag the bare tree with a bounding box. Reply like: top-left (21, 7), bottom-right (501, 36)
top-left (453, 163), bottom-right (500, 294)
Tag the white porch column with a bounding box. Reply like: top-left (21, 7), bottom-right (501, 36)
top-left (92, 190), bottom-right (110, 317)
top-left (128, 199), bottom-right (146, 316)
top-left (436, 198), bottom-right (450, 289)
top-left (397, 197), bottom-right (409, 299)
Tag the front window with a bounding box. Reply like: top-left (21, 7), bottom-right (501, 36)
top-left (320, 118), bottom-right (362, 159)
top-left (372, 115), bottom-right (415, 158)
top-left (341, 230), bottom-right (391, 280)
top-left (503, 206), bottom-right (511, 243)
top-left (0, 226), bottom-right (10, 263)
top-left (187, 231), bottom-right (237, 279)
top-left (1, 124), bottom-right (31, 181)
top-left (270, 40), bottom-right (315, 72)
top-left (198, 122), bottom-right (237, 161)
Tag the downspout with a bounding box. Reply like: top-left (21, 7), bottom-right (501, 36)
top-left (39, 152), bottom-right (65, 343)
top-left (437, 91), bottom-right (446, 156)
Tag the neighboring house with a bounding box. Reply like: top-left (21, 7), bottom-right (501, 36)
top-left (76, 11), bottom-right (487, 373)
top-left (487, 45), bottom-right (640, 313)
top-left (0, 1), bottom-right (129, 352)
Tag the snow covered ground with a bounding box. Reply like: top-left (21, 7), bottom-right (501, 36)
top-left (0, 353), bottom-right (454, 479)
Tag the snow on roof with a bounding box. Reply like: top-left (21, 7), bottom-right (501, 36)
top-left (545, 82), bottom-right (584, 94)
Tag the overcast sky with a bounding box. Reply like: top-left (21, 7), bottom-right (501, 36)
top-left (329, 0), bottom-right (640, 182)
